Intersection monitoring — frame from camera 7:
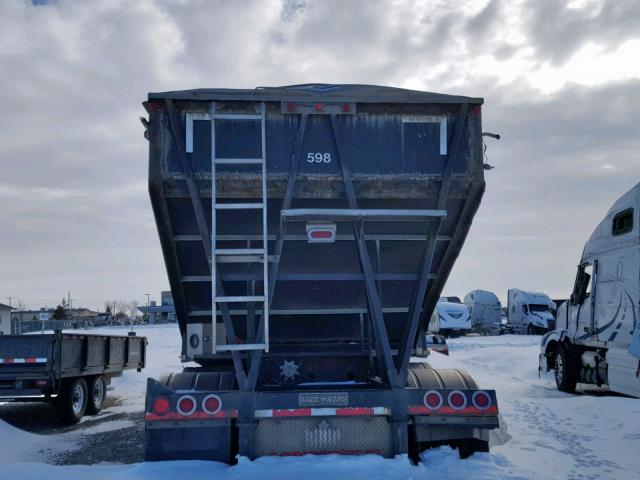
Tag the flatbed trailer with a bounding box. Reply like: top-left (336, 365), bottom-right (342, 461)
top-left (0, 331), bottom-right (146, 423)
top-left (142, 83), bottom-right (499, 462)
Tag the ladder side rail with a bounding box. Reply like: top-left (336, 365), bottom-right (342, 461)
top-left (260, 102), bottom-right (269, 352)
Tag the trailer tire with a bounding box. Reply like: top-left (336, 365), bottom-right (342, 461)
top-left (457, 439), bottom-right (489, 459)
top-left (86, 375), bottom-right (107, 415)
top-left (554, 345), bottom-right (578, 393)
top-left (58, 377), bottom-right (88, 424)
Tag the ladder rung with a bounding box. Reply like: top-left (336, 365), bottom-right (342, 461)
top-left (215, 203), bottom-right (264, 210)
top-left (215, 255), bottom-right (277, 263)
top-left (215, 343), bottom-right (266, 351)
top-left (215, 158), bottom-right (263, 165)
top-left (214, 295), bottom-right (265, 302)
top-left (212, 114), bottom-right (262, 120)
top-left (214, 248), bottom-right (265, 255)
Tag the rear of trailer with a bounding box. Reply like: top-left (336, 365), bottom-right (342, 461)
top-left (0, 331), bottom-right (146, 423)
top-left (143, 84), bottom-right (498, 462)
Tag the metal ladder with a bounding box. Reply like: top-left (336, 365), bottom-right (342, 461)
top-left (210, 102), bottom-right (269, 353)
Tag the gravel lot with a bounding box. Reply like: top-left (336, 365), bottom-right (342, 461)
top-left (0, 397), bottom-right (144, 465)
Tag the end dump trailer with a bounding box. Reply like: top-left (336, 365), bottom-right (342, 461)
top-left (143, 84), bottom-right (499, 462)
top-left (0, 331), bottom-right (146, 423)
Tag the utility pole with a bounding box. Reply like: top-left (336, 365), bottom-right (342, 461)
top-left (145, 293), bottom-right (150, 324)
top-left (7, 297), bottom-right (12, 308)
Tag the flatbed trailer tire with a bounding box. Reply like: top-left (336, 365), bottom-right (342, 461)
top-left (86, 375), bottom-right (107, 415)
top-left (57, 377), bottom-right (88, 424)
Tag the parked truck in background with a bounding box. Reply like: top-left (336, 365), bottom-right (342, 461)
top-left (507, 289), bottom-right (556, 334)
top-left (0, 331), bottom-right (146, 423)
top-left (428, 297), bottom-right (472, 337)
top-left (540, 183), bottom-right (640, 398)
top-left (464, 290), bottom-right (502, 334)
top-left (142, 84), bottom-right (499, 463)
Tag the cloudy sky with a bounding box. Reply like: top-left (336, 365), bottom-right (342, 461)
top-left (0, 0), bottom-right (638, 310)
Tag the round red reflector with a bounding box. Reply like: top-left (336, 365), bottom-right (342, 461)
top-left (202, 394), bottom-right (222, 415)
top-left (177, 395), bottom-right (197, 416)
top-left (447, 390), bottom-right (467, 410)
top-left (423, 390), bottom-right (443, 410)
top-left (472, 391), bottom-right (491, 410)
top-left (287, 102), bottom-right (297, 112)
top-left (310, 230), bottom-right (333, 239)
top-left (314, 102), bottom-right (324, 112)
top-left (152, 397), bottom-right (170, 415)
top-left (342, 103), bottom-right (351, 113)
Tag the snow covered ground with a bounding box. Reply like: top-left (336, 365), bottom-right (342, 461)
top-left (0, 325), bottom-right (638, 479)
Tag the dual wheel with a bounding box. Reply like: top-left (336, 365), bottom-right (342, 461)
top-left (57, 375), bottom-right (107, 424)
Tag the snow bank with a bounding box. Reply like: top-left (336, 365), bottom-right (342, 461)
top-left (0, 450), bottom-right (527, 480)
top-left (0, 419), bottom-right (75, 465)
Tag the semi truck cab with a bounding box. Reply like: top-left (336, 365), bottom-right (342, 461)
top-left (507, 289), bottom-right (555, 334)
top-left (540, 183), bottom-right (640, 398)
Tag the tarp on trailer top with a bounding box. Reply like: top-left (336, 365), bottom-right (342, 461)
top-left (148, 83), bottom-right (484, 105)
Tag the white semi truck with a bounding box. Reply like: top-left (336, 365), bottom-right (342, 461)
top-left (540, 183), bottom-right (640, 398)
top-left (507, 289), bottom-right (556, 334)
top-left (428, 297), bottom-right (472, 337)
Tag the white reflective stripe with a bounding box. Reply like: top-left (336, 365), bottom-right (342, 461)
top-left (254, 407), bottom-right (391, 418)
top-left (0, 358), bottom-right (47, 364)
top-left (255, 409), bottom-right (274, 418)
top-left (440, 117), bottom-right (447, 155)
top-left (310, 408), bottom-right (337, 416)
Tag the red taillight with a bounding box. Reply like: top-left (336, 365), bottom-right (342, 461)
top-left (423, 390), bottom-right (443, 410)
top-left (202, 394), bottom-right (222, 415)
top-left (342, 103), bottom-right (351, 113)
top-left (310, 230), bottom-right (332, 239)
top-left (447, 390), bottom-right (467, 410)
top-left (472, 391), bottom-right (491, 410)
top-left (314, 102), bottom-right (324, 112)
top-left (287, 102), bottom-right (297, 112)
top-left (306, 223), bottom-right (336, 243)
top-left (152, 397), bottom-right (170, 415)
top-left (177, 395), bottom-right (197, 416)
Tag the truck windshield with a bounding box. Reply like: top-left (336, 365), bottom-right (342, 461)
top-left (529, 304), bottom-right (549, 313)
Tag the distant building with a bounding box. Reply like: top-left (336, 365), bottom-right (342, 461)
top-left (11, 308), bottom-right (53, 324)
top-left (0, 303), bottom-right (15, 335)
top-left (138, 291), bottom-right (176, 324)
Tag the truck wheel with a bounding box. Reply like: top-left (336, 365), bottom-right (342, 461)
top-left (457, 439), bottom-right (489, 459)
top-left (86, 376), bottom-right (107, 415)
top-left (58, 377), bottom-right (88, 424)
top-left (554, 345), bottom-right (577, 393)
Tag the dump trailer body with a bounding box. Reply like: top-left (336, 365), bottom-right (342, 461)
top-left (144, 84), bottom-right (498, 461)
top-left (0, 331), bottom-right (146, 422)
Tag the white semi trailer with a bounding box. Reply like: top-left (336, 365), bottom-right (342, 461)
top-left (464, 290), bottom-right (502, 332)
top-left (540, 183), bottom-right (640, 398)
top-left (507, 289), bottom-right (555, 334)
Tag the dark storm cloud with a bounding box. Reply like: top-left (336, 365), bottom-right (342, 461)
top-left (523, 0), bottom-right (640, 65)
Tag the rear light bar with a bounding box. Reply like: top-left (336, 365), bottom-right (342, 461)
top-left (409, 389), bottom-right (497, 415)
top-left (146, 393), bottom-right (233, 421)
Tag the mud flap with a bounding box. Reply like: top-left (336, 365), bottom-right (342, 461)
top-left (145, 419), bottom-right (234, 462)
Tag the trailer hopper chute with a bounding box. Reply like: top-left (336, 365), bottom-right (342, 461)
top-left (143, 84), bottom-right (498, 462)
